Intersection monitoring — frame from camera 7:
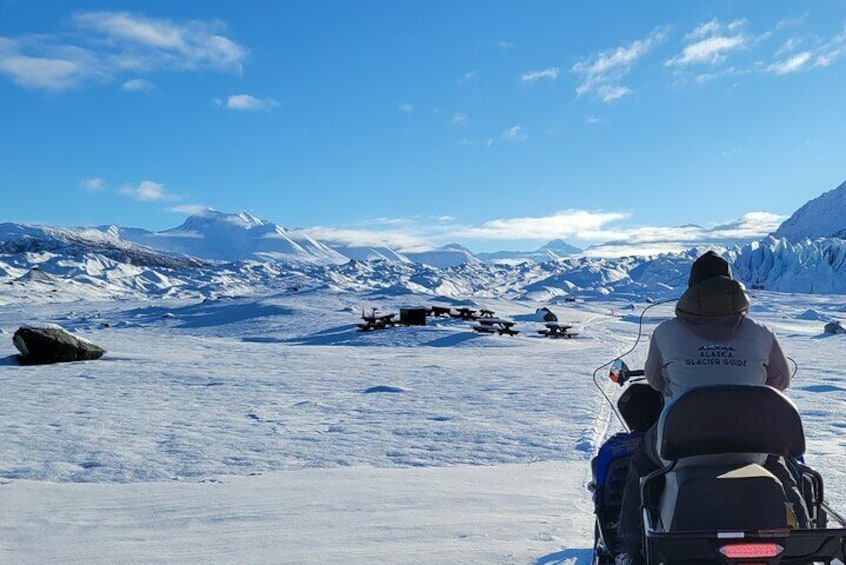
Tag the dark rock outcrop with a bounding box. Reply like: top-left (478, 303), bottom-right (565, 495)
top-left (13, 325), bottom-right (106, 365)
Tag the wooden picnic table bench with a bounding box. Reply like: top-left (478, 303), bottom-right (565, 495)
top-left (472, 318), bottom-right (519, 336)
top-left (451, 307), bottom-right (478, 320)
top-left (357, 311), bottom-right (397, 331)
top-left (429, 306), bottom-right (452, 317)
top-left (537, 321), bottom-right (578, 338)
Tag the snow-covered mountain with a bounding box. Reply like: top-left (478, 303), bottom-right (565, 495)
top-left (476, 239), bottom-right (581, 264)
top-left (4, 179), bottom-right (846, 301)
top-left (0, 222), bottom-right (205, 269)
top-left (403, 243), bottom-right (481, 269)
top-left (774, 181), bottom-right (846, 241)
top-left (327, 244), bottom-right (411, 263)
top-left (118, 210), bottom-right (348, 265)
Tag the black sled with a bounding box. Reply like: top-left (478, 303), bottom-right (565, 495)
top-left (590, 361), bottom-right (846, 565)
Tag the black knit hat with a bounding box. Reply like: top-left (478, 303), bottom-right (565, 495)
top-left (688, 251), bottom-right (732, 287)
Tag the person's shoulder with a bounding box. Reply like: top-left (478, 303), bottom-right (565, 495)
top-left (740, 315), bottom-right (778, 337)
top-left (653, 317), bottom-right (682, 337)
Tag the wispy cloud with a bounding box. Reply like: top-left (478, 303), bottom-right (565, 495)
top-left (121, 77), bottom-right (155, 93)
top-left (453, 210), bottom-right (630, 241)
top-left (80, 177), bottom-right (105, 192)
top-left (168, 204), bottom-right (210, 215)
top-left (776, 13), bottom-right (809, 31)
top-left (120, 180), bottom-right (175, 202)
top-left (451, 113), bottom-right (467, 126)
top-left (0, 11), bottom-right (247, 90)
top-left (215, 93), bottom-right (278, 111)
top-left (398, 102), bottom-right (413, 112)
top-left (813, 27), bottom-right (846, 68)
top-left (457, 137), bottom-right (494, 148)
top-left (299, 208), bottom-right (784, 257)
top-left (572, 26), bottom-right (669, 102)
top-left (667, 19), bottom-right (750, 67)
top-left (496, 41), bottom-right (515, 50)
top-left (299, 226), bottom-right (431, 251)
top-left (766, 51), bottom-right (813, 74)
top-left (501, 125), bottom-right (528, 142)
top-left (521, 66), bottom-right (559, 83)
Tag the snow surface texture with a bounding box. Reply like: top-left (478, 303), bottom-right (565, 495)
top-left (1, 288), bottom-right (845, 564)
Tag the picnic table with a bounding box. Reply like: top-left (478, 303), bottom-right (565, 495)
top-left (429, 306), bottom-right (452, 318)
top-left (472, 318), bottom-right (519, 336)
top-left (478, 309), bottom-right (496, 318)
top-left (357, 311), bottom-right (397, 331)
top-left (537, 322), bottom-right (579, 339)
top-left (451, 307), bottom-right (478, 320)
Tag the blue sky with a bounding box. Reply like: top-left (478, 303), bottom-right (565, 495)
top-left (1, 1), bottom-right (845, 252)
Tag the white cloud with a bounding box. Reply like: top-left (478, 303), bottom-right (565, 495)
top-left (776, 13), bottom-right (809, 31)
top-left (501, 125), bottom-right (528, 142)
top-left (0, 41), bottom-right (103, 89)
top-left (598, 85), bottom-right (631, 102)
top-left (776, 38), bottom-right (802, 56)
top-left (521, 66), bottom-right (559, 83)
top-left (0, 11), bottom-right (247, 91)
top-left (120, 180), bottom-right (174, 201)
top-left (80, 177), bottom-right (105, 192)
top-left (299, 208), bottom-right (784, 257)
top-left (813, 27), bottom-right (846, 68)
top-left (458, 70), bottom-right (478, 84)
top-left (299, 226), bottom-right (430, 251)
top-left (72, 11), bottom-right (247, 72)
top-left (667, 19), bottom-right (750, 67)
top-left (667, 35), bottom-right (749, 66)
top-left (398, 102), bottom-right (413, 112)
top-left (586, 115), bottom-right (603, 124)
top-left (572, 27), bottom-right (668, 102)
top-left (686, 19), bottom-right (723, 41)
top-left (496, 41), bottom-right (515, 50)
top-left (223, 93), bottom-right (278, 111)
top-left (453, 210), bottom-right (631, 241)
top-left (766, 51), bottom-right (812, 74)
top-left (451, 113), bottom-right (467, 126)
top-left (121, 77), bottom-right (155, 92)
top-left (168, 204), bottom-right (210, 215)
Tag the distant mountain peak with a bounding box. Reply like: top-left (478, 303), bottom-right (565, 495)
top-left (173, 210), bottom-right (268, 233)
top-left (774, 180), bottom-right (846, 241)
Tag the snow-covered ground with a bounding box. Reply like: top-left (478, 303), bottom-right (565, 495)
top-left (1, 288), bottom-right (845, 564)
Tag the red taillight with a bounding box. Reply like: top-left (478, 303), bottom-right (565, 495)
top-left (719, 543), bottom-right (784, 559)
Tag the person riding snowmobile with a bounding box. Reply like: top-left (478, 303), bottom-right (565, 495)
top-left (615, 250), bottom-right (795, 565)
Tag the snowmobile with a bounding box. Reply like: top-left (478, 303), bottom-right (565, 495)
top-left (589, 359), bottom-right (846, 565)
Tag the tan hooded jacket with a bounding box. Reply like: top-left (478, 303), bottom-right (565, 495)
top-left (644, 276), bottom-right (791, 402)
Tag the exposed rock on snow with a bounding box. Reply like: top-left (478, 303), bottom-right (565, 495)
top-left (824, 321), bottom-right (845, 334)
top-left (13, 324), bottom-right (106, 365)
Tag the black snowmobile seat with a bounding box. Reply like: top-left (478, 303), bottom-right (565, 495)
top-left (656, 385), bottom-right (805, 461)
top-left (657, 462), bottom-right (791, 532)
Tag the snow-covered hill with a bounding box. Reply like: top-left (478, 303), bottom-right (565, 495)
top-left (774, 180), bottom-right (846, 241)
top-left (119, 210), bottom-right (349, 265)
top-left (476, 239), bottom-right (581, 264)
top-left (403, 243), bottom-right (481, 268)
top-left (0, 222), bottom-right (205, 269)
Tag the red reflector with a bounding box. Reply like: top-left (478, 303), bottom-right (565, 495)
top-left (719, 543), bottom-right (784, 559)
